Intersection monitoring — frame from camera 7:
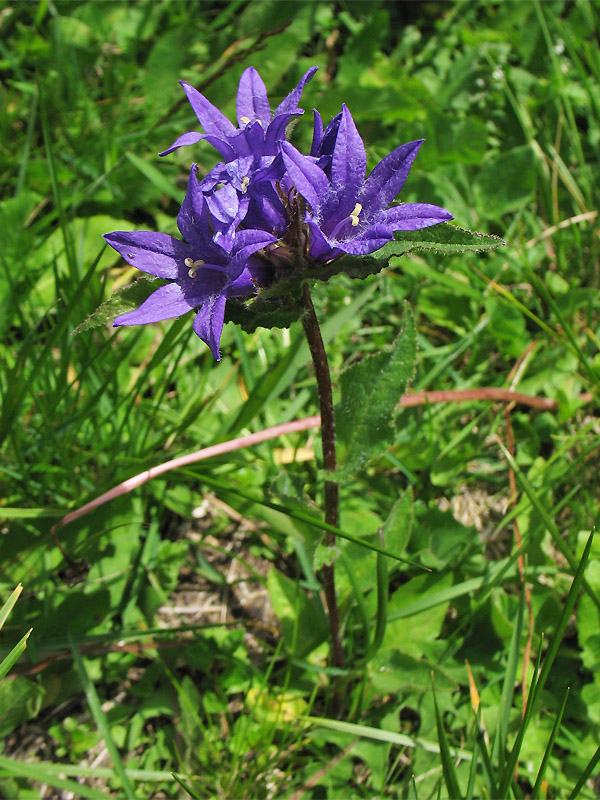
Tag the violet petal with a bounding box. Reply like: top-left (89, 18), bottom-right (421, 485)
top-left (103, 231), bottom-right (189, 279)
top-left (361, 139), bottom-right (424, 210)
top-left (236, 67), bottom-right (271, 128)
top-left (274, 66), bottom-right (318, 116)
top-left (193, 293), bottom-right (227, 361)
top-left (280, 142), bottom-right (329, 212)
top-left (114, 282), bottom-right (196, 326)
top-left (181, 81), bottom-right (237, 138)
top-left (380, 203), bottom-right (454, 230)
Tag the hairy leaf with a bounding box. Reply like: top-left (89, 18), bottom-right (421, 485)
top-left (335, 303), bottom-right (416, 478)
top-left (73, 277), bottom-right (161, 334)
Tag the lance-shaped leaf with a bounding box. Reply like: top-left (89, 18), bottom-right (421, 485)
top-left (222, 225), bottom-right (503, 335)
top-left (335, 304), bottom-right (417, 478)
top-left (316, 223), bottom-right (505, 284)
top-left (74, 277), bottom-right (160, 334)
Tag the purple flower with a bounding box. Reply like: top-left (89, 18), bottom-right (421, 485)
top-left (280, 105), bottom-right (453, 261)
top-left (104, 167), bottom-right (276, 360)
top-left (159, 66), bottom-right (318, 161)
top-left (199, 154), bottom-right (289, 242)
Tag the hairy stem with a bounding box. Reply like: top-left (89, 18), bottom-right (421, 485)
top-left (301, 283), bottom-right (344, 669)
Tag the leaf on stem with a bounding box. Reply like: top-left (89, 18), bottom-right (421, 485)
top-left (335, 303), bottom-right (417, 478)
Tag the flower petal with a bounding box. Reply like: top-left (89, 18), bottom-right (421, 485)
top-left (193, 293), bottom-right (227, 361)
top-left (208, 186), bottom-right (250, 253)
top-left (280, 142), bottom-right (329, 212)
top-left (236, 67), bottom-right (271, 128)
top-left (228, 228), bottom-right (278, 274)
top-left (244, 184), bottom-right (288, 236)
top-left (177, 165), bottom-right (212, 246)
top-left (114, 282), bottom-right (195, 326)
top-left (159, 130), bottom-right (205, 157)
top-left (330, 105), bottom-right (366, 212)
top-left (310, 109), bottom-right (324, 157)
top-left (104, 231), bottom-right (190, 279)
top-left (181, 80), bottom-right (237, 138)
top-left (274, 66), bottom-right (318, 116)
top-left (361, 139), bottom-right (424, 210)
top-left (226, 265), bottom-right (262, 297)
top-left (320, 112), bottom-right (342, 159)
top-left (264, 113), bottom-right (296, 153)
top-left (380, 203), bottom-right (454, 230)
top-left (241, 120), bottom-right (268, 155)
top-left (204, 182), bottom-right (239, 224)
top-left (307, 220), bottom-right (341, 261)
top-left (330, 224), bottom-right (394, 256)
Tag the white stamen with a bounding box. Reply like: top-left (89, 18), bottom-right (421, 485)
top-left (241, 176), bottom-right (250, 193)
top-left (240, 116), bottom-right (251, 124)
top-left (185, 258), bottom-right (204, 278)
top-left (350, 202), bottom-right (362, 227)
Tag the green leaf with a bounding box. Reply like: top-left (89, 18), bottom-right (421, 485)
top-left (230, 224), bottom-right (504, 334)
top-left (382, 487), bottom-right (414, 561)
top-left (0, 676), bottom-right (44, 738)
top-left (225, 297), bottom-right (303, 334)
top-left (313, 224), bottom-right (504, 285)
top-left (335, 303), bottom-right (416, 477)
top-left (267, 569), bottom-right (329, 659)
top-left (73, 276), bottom-right (161, 334)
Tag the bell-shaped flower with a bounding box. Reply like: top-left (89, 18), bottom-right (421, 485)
top-left (280, 104), bottom-right (453, 261)
top-left (104, 166), bottom-right (276, 360)
top-left (160, 66), bottom-right (318, 161)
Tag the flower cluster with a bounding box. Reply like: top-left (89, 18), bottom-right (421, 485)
top-left (105, 67), bottom-right (452, 360)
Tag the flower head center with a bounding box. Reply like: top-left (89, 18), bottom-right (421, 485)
top-left (185, 257), bottom-right (204, 278)
top-left (350, 203), bottom-right (362, 227)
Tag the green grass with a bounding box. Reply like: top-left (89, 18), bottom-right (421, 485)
top-left (1, 0), bottom-right (600, 797)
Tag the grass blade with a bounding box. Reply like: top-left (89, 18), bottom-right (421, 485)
top-left (0, 755), bottom-right (108, 800)
top-left (0, 584), bottom-right (23, 631)
top-left (568, 743), bottom-right (600, 799)
top-left (494, 581), bottom-right (525, 760)
top-left (496, 440), bottom-right (600, 612)
top-left (70, 639), bottom-right (136, 800)
top-left (0, 628), bottom-right (32, 681)
top-left (366, 532), bottom-right (389, 661)
top-left (304, 715), bottom-right (472, 761)
top-left (433, 683), bottom-right (462, 799)
top-left (531, 686), bottom-right (570, 797)
top-left (499, 530), bottom-right (594, 796)
top-left (171, 772), bottom-right (203, 799)
top-left (193, 472), bottom-right (425, 566)
top-left (498, 644), bottom-right (544, 799)
top-left (474, 715), bottom-right (498, 799)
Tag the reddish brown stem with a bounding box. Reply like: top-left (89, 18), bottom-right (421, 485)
top-left (397, 388), bottom-right (591, 410)
top-left (301, 283), bottom-right (344, 670)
